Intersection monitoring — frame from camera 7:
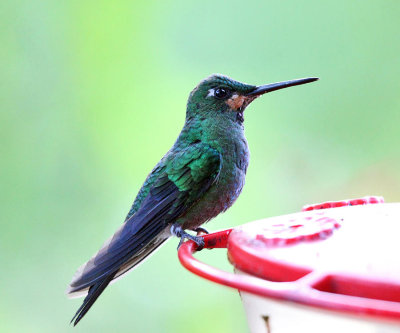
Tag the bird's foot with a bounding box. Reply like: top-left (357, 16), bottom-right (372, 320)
top-left (192, 227), bottom-right (209, 235)
top-left (171, 224), bottom-right (205, 251)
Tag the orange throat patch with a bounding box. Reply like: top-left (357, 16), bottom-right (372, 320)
top-left (225, 94), bottom-right (245, 111)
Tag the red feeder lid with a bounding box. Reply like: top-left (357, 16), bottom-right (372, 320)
top-left (228, 196), bottom-right (391, 284)
top-left (178, 196), bottom-right (400, 323)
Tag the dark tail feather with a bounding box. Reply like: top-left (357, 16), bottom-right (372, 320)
top-left (71, 273), bottom-right (116, 326)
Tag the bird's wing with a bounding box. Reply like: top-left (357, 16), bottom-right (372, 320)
top-left (67, 143), bottom-right (221, 324)
top-left (68, 144), bottom-right (221, 292)
top-left (67, 143), bottom-right (221, 325)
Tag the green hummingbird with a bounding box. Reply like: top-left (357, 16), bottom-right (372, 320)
top-left (67, 74), bottom-right (318, 325)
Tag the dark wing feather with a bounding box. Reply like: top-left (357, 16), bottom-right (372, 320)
top-left (68, 175), bottom-right (183, 292)
top-left (70, 274), bottom-right (114, 326)
top-left (68, 144), bottom-right (221, 325)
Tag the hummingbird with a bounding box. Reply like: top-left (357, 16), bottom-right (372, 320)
top-left (67, 74), bottom-right (318, 325)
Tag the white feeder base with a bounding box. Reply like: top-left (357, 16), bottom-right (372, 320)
top-left (240, 287), bottom-right (400, 333)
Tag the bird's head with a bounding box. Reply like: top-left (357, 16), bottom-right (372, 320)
top-left (187, 74), bottom-right (318, 123)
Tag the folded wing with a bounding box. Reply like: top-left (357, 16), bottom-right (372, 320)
top-left (67, 143), bottom-right (221, 325)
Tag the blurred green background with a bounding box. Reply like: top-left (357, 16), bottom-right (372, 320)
top-left (2, 0), bottom-right (400, 332)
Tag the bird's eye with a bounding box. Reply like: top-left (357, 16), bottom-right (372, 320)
top-left (214, 87), bottom-right (230, 99)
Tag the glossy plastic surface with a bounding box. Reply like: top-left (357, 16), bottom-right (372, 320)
top-left (302, 195), bottom-right (384, 211)
top-left (178, 198), bottom-right (400, 323)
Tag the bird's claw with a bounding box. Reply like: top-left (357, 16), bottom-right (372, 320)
top-left (192, 227), bottom-right (209, 235)
top-left (171, 224), bottom-right (205, 251)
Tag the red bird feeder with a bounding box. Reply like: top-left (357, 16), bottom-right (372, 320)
top-left (178, 196), bottom-right (400, 333)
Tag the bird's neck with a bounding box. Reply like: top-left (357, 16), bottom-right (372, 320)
top-left (177, 113), bottom-right (246, 154)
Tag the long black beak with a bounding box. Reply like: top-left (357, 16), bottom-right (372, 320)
top-left (246, 77), bottom-right (318, 97)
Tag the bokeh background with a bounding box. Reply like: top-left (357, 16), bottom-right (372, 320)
top-left (2, 0), bottom-right (400, 332)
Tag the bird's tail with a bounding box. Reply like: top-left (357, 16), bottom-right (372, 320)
top-left (67, 234), bottom-right (169, 326)
top-left (70, 273), bottom-right (115, 326)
